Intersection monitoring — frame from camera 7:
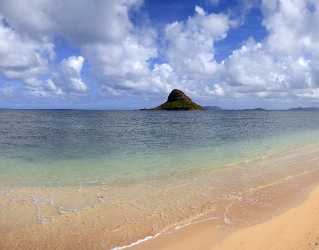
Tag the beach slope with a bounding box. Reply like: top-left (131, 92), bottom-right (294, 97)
top-left (134, 184), bottom-right (319, 250)
top-left (210, 185), bottom-right (319, 250)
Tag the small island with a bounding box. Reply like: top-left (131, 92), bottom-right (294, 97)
top-left (153, 89), bottom-right (204, 111)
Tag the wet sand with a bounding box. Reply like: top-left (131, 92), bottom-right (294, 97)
top-left (211, 184), bottom-right (319, 250)
top-left (132, 169), bottom-right (319, 250)
top-left (2, 143), bottom-right (319, 249)
top-left (134, 180), bottom-right (319, 250)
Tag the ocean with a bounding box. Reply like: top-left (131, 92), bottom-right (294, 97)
top-left (1, 109), bottom-right (319, 186)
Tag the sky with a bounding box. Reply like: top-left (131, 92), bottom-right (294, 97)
top-left (0, 0), bottom-right (319, 109)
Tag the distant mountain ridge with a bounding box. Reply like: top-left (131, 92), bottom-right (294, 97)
top-left (202, 106), bottom-right (222, 111)
top-left (287, 107), bottom-right (319, 111)
top-left (203, 107), bottom-right (319, 111)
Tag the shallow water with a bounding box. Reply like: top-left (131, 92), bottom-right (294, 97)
top-left (1, 109), bottom-right (319, 187)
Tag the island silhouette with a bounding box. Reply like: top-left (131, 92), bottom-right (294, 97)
top-left (152, 89), bottom-right (203, 111)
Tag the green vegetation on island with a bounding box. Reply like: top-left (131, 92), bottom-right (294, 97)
top-left (153, 89), bottom-right (203, 111)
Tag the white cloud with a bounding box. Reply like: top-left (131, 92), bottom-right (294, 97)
top-left (262, 0), bottom-right (319, 56)
top-left (205, 84), bottom-right (225, 96)
top-left (0, 0), bottom-right (142, 44)
top-left (0, 17), bottom-right (57, 96)
top-left (195, 6), bottom-right (206, 16)
top-left (0, 85), bottom-right (15, 98)
top-left (49, 56), bottom-right (87, 95)
top-left (59, 56), bottom-right (87, 93)
top-left (0, 0), bottom-right (148, 96)
top-left (163, 6), bottom-right (230, 91)
top-left (216, 0), bottom-right (319, 100)
top-left (220, 40), bottom-right (292, 97)
top-left (82, 30), bottom-right (157, 91)
top-left (0, 17), bottom-right (88, 97)
top-left (1, 0), bottom-right (319, 106)
top-left (0, 20), bottom-right (49, 79)
top-left (46, 79), bottom-right (63, 96)
top-left (152, 1), bottom-right (319, 102)
top-left (79, 5), bottom-right (231, 97)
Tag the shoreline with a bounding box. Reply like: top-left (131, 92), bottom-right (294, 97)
top-left (2, 143), bottom-right (319, 249)
top-left (209, 185), bottom-right (319, 250)
top-left (130, 168), bottom-right (319, 250)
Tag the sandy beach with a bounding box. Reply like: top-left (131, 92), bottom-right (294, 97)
top-left (132, 182), bottom-right (319, 250)
top-left (131, 168), bottom-right (319, 250)
top-left (2, 169), bottom-right (319, 250)
top-left (210, 185), bottom-right (319, 250)
top-left (2, 143), bottom-right (319, 250)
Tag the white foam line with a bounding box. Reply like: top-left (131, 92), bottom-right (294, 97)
top-left (58, 206), bottom-right (80, 214)
top-left (110, 210), bottom-right (220, 250)
top-left (111, 232), bottom-right (161, 250)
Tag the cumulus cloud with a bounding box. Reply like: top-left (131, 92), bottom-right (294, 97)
top-left (82, 29), bottom-right (159, 94)
top-left (213, 0), bottom-right (319, 100)
top-left (0, 17), bottom-right (57, 96)
top-left (0, 0), bottom-right (146, 96)
top-left (0, 19), bottom-right (48, 80)
top-left (165, 1), bottom-right (319, 102)
top-left (88, 5), bottom-right (231, 96)
top-left (0, 17), bottom-right (88, 97)
top-left (150, 0), bottom-right (319, 102)
top-left (162, 7), bottom-right (230, 94)
top-left (0, 0), bottom-right (142, 44)
top-left (1, 0), bottom-right (319, 106)
top-left (24, 56), bottom-right (87, 97)
top-left (218, 40), bottom-right (297, 98)
top-left (55, 56), bottom-right (87, 93)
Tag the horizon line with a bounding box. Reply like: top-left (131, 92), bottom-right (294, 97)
top-left (1, 107), bottom-right (319, 112)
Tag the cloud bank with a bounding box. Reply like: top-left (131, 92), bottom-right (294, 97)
top-left (0, 0), bottom-right (319, 107)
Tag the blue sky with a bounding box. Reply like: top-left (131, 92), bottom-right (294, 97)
top-left (0, 0), bottom-right (319, 109)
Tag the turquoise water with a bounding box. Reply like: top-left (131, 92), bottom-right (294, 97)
top-left (1, 109), bottom-right (319, 187)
